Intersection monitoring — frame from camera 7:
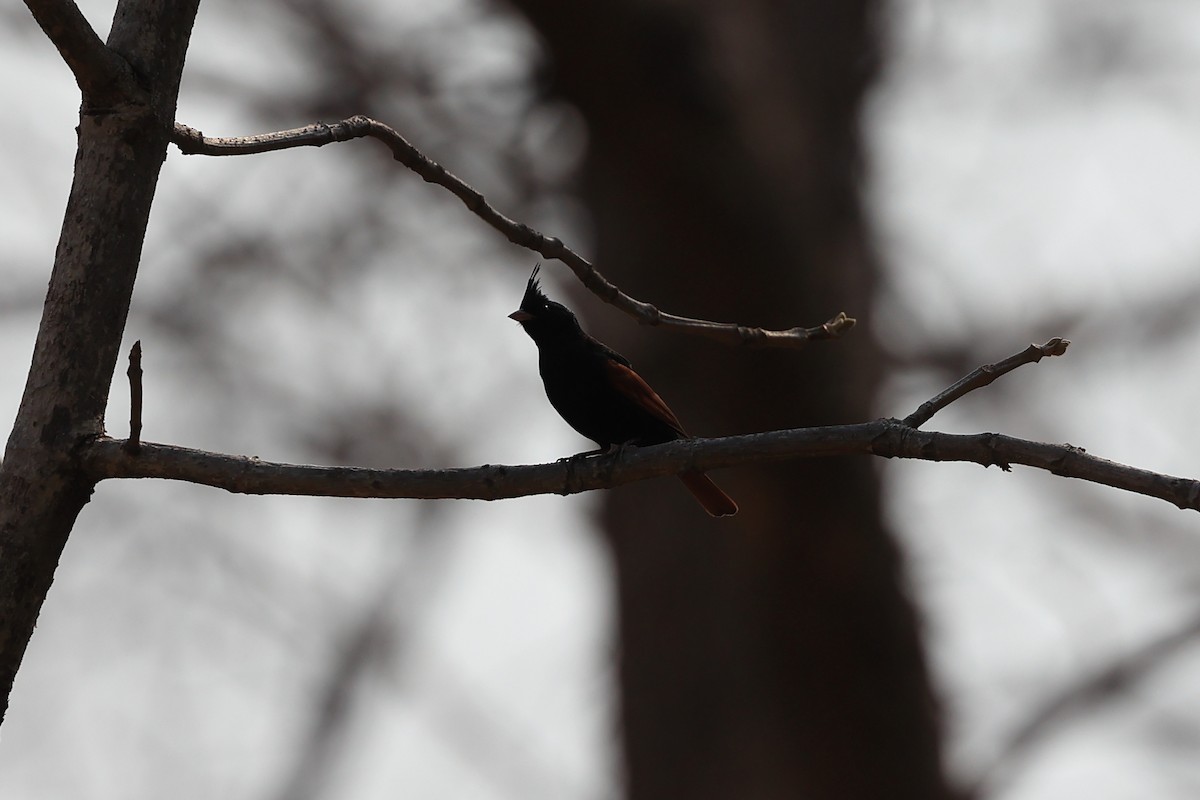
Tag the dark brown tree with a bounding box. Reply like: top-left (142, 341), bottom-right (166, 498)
top-left (512, 2), bottom-right (949, 798)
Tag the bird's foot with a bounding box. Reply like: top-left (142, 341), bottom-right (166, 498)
top-left (556, 447), bottom-right (605, 464)
top-left (596, 441), bottom-right (639, 481)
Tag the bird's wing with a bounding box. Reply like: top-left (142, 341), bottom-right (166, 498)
top-left (602, 359), bottom-right (689, 438)
top-left (590, 336), bottom-right (632, 367)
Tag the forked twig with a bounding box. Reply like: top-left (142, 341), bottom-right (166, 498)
top-left (171, 116), bottom-right (854, 349)
top-left (81, 420), bottom-right (1200, 513)
top-left (82, 332), bottom-right (1200, 512)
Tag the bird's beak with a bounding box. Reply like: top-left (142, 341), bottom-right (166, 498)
top-left (508, 310), bottom-right (532, 322)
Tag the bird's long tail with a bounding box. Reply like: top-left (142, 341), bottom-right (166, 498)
top-left (678, 471), bottom-right (738, 517)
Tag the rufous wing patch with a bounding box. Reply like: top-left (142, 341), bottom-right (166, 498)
top-left (602, 359), bottom-right (688, 438)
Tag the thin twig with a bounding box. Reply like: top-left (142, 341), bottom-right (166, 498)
top-left (80, 421), bottom-right (1200, 512)
top-left (170, 117), bottom-right (854, 349)
top-left (903, 338), bottom-right (1070, 428)
top-left (123, 340), bottom-right (142, 453)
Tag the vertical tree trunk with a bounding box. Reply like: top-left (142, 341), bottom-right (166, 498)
top-left (0, 0), bottom-right (199, 722)
top-left (513, 2), bottom-right (952, 797)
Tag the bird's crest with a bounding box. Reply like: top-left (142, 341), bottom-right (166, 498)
top-left (521, 263), bottom-right (548, 310)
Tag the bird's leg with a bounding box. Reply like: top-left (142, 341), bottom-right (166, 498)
top-left (556, 441), bottom-right (638, 490)
top-left (608, 440), bottom-right (637, 460)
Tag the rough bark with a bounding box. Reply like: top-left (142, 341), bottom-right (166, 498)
top-left (0, 0), bottom-right (200, 722)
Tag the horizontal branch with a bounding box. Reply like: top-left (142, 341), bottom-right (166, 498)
top-left (24, 0), bottom-right (136, 108)
top-left (80, 421), bottom-right (1200, 512)
top-left (170, 116), bottom-right (853, 349)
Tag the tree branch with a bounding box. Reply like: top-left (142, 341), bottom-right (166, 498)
top-left (79, 422), bottom-right (1200, 512)
top-left (170, 116), bottom-right (855, 349)
top-left (904, 338), bottom-right (1071, 428)
top-left (23, 0), bottom-right (137, 108)
top-left (80, 335), bottom-right (1199, 510)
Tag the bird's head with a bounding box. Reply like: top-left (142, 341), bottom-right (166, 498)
top-left (509, 264), bottom-right (584, 343)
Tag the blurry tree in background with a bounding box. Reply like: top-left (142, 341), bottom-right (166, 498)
top-left (3, 1), bottom-right (1200, 799)
top-left (512, 2), bottom-right (947, 798)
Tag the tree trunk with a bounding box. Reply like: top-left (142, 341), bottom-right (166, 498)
top-left (0, 0), bottom-right (199, 722)
top-left (512, 2), bottom-right (953, 797)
